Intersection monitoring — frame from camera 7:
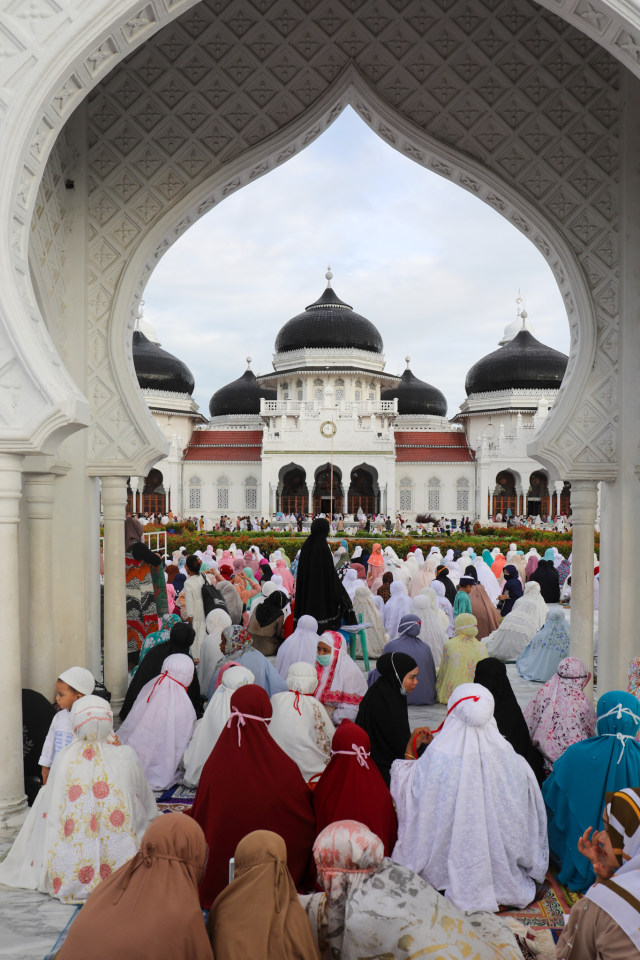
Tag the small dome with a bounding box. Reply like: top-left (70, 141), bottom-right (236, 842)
top-left (381, 364), bottom-right (447, 416)
top-left (209, 366), bottom-right (276, 417)
top-left (275, 274), bottom-right (383, 354)
top-left (132, 330), bottom-right (195, 395)
top-left (465, 329), bottom-right (568, 395)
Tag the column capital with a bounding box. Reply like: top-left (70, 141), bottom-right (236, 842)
top-left (24, 472), bottom-right (55, 520)
top-left (0, 454), bottom-right (24, 523)
top-left (101, 476), bottom-right (128, 519)
top-left (569, 479), bottom-right (598, 519)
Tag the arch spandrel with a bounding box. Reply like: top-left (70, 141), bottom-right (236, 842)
top-left (71, 0), bottom-right (619, 478)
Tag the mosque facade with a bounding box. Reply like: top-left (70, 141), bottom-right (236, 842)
top-left (132, 274), bottom-right (569, 524)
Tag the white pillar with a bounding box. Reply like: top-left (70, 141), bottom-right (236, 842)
top-left (569, 480), bottom-right (597, 697)
top-left (307, 486), bottom-right (313, 516)
top-left (0, 454), bottom-right (27, 830)
top-left (24, 472), bottom-right (56, 697)
top-left (101, 477), bottom-right (129, 712)
top-left (130, 476), bottom-right (139, 513)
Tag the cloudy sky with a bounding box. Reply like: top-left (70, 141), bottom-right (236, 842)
top-left (142, 106), bottom-right (570, 417)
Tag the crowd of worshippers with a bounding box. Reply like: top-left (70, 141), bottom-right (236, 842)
top-left (5, 520), bottom-right (639, 958)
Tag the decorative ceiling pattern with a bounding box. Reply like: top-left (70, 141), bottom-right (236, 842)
top-left (37, 0), bottom-right (621, 473)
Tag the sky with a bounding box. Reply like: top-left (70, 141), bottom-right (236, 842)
top-left (142, 106), bottom-right (570, 418)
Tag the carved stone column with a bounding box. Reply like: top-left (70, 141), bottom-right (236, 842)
top-left (569, 480), bottom-right (598, 696)
top-left (24, 472), bottom-right (56, 697)
top-left (0, 454), bottom-right (27, 831)
top-left (101, 477), bottom-right (129, 712)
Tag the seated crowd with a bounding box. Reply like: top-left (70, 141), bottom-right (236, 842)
top-left (4, 521), bottom-right (637, 960)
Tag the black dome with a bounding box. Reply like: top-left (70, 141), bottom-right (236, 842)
top-left (132, 330), bottom-right (195, 395)
top-left (275, 285), bottom-right (383, 354)
top-left (381, 367), bottom-right (448, 416)
top-left (209, 368), bottom-right (276, 417)
top-left (465, 329), bottom-right (568, 395)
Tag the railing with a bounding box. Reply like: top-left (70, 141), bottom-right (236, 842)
top-left (260, 398), bottom-right (398, 416)
top-left (99, 530), bottom-right (167, 557)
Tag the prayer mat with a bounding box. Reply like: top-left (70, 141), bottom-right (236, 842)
top-left (498, 870), bottom-right (581, 940)
top-left (156, 783), bottom-right (197, 814)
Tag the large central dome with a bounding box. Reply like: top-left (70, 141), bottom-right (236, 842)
top-left (274, 272), bottom-right (383, 354)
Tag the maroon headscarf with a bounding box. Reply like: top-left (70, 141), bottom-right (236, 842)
top-left (189, 684), bottom-right (316, 907)
top-left (312, 720), bottom-right (397, 856)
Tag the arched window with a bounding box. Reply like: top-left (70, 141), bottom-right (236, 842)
top-left (244, 475), bottom-right (258, 511)
top-left (335, 377), bottom-right (345, 402)
top-left (399, 477), bottom-right (413, 512)
top-left (456, 476), bottom-right (470, 511)
top-left (427, 476), bottom-right (441, 512)
top-left (313, 377), bottom-right (324, 402)
top-left (296, 379), bottom-right (303, 401)
top-left (281, 381), bottom-right (289, 400)
top-left (188, 475), bottom-right (202, 511)
top-left (217, 476), bottom-right (230, 510)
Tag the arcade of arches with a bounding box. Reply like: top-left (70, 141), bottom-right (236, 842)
top-left (2, 0), bottom-right (640, 824)
top-left (278, 464), bottom-right (379, 517)
top-left (491, 471), bottom-right (571, 519)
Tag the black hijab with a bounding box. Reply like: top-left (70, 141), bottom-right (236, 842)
top-left (119, 622), bottom-right (203, 721)
top-left (356, 651), bottom-right (416, 786)
top-left (293, 518), bottom-right (352, 630)
top-left (254, 589), bottom-right (287, 627)
top-left (464, 564), bottom-right (478, 582)
top-left (474, 657), bottom-right (545, 784)
top-left (436, 565), bottom-right (456, 605)
top-left (529, 560), bottom-right (560, 603)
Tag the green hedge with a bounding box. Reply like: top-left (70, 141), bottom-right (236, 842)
top-left (165, 531), bottom-right (583, 562)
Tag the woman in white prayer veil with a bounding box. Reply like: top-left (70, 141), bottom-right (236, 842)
top-left (182, 664), bottom-right (254, 788)
top-left (485, 582), bottom-right (548, 661)
top-left (269, 662), bottom-right (334, 781)
top-left (342, 568), bottom-right (359, 602)
top-left (0, 696), bottom-right (157, 902)
top-left (390, 683), bottom-right (548, 914)
top-left (429, 579), bottom-right (455, 636)
top-left (474, 555), bottom-right (501, 604)
top-left (276, 614), bottom-right (319, 680)
top-left (198, 607), bottom-right (232, 697)
top-left (418, 586), bottom-right (450, 638)
top-left (408, 557), bottom-right (435, 597)
top-left (352, 584), bottom-right (388, 658)
top-left (382, 581), bottom-right (412, 639)
top-left (411, 594), bottom-right (448, 670)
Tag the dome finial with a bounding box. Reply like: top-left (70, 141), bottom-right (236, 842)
top-left (325, 265), bottom-right (333, 287)
top-left (515, 292), bottom-right (522, 317)
top-left (246, 356), bottom-right (252, 369)
top-left (405, 355), bottom-right (411, 368)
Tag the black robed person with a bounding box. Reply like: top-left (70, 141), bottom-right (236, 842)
top-left (356, 652), bottom-right (431, 786)
top-left (119, 622), bottom-right (203, 721)
top-left (474, 657), bottom-right (545, 784)
top-left (293, 517), bottom-right (352, 631)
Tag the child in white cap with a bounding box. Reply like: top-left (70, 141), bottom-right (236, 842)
top-left (39, 666), bottom-right (95, 784)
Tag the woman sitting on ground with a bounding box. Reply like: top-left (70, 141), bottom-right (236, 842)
top-left (391, 683), bottom-right (548, 913)
top-left (120, 621), bottom-right (202, 721)
top-left (313, 720), bottom-right (397, 856)
top-left (550, 787), bottom-right (640, 959)
top-left (474, 657), bottom-right (545, 784)
top-left (57, 815), bottom-right (212, 960)
top-left (523, 656), bottom-right (596, 772)
top-left (207, 830), bottom-right (319, 959)
top-left (0, 696), bottom-right (158, 902)
top-left (189, 684), bottom-right (316, 908)
top-left (436, 613), bottom-right (488, 704)
top-left (314, 631), bottom-right (367, 725)
top-left (301, 820), bottom-right (523, 960)
top-left (366, 615), bottom-right (436, 706)
top-left (208, 624), bottom-right (287, 700)
top-left (269, 662), bottom-right (334, 782)
top-left (542, 689), bottom-right (640, 892)
top-left (356, 652), bottom-right (431, 786)
top-left (247, 588), bottom-right (288, 656)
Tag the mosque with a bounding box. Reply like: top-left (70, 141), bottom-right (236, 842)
top-left (132, 272), bottom-right (569, 524)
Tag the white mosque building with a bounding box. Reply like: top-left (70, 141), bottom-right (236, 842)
top-left (131, 273), bottom-right (569, 524)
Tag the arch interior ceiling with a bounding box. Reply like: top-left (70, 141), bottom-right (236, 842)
top-left (32, 0), bottom-right (621, 473)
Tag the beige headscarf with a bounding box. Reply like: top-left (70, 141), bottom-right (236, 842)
top-left (207, 830), bottom-right (319, 959)
top-left (58, 814), bottom-right (212, 960)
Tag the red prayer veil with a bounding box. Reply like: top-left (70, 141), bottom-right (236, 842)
top-left (312, 720), bottom-right (397, 856)
top-left (189, 684), bottom-right (316, 908)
